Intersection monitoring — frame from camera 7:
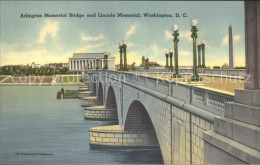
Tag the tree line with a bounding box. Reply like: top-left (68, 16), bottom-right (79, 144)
top-left (0, 66), bottom-right (72, 75)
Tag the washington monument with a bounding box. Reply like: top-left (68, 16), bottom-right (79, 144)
top-left (229, 25), bottom-right (235, 69)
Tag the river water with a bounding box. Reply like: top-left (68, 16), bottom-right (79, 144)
top-left (0, 86), bottom-right (163, 164)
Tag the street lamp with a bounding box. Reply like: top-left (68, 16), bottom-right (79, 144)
top-left (169, 48), bottom-right (173, 72)
top-left (189, 19), bottom-right (202, 82)
top-left (103, 52), bottom-right (108, 70)
top-left (197, 41), bottom-right (202, 68)
top-left (165, 50), bottom-right (169, 69)
top-left (172, 24), bottom-right (182, 78)
top-left (201, 40), bottom-right (206, 68)
top-left (118, 41), bottom-right (123, 71)
top-left (122, 40), bottom-right (128, 71)
top-left (96, 57), bottom-right (100, 70)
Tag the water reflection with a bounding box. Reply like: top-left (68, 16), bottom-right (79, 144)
top-left (0, 86), bottom-right (163, 164)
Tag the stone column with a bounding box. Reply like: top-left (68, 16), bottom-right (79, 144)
top-left (245, 1), bottom-right (260, 90)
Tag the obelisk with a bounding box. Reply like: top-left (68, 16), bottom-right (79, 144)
top-left (229, 25), bottom-right (235, 69)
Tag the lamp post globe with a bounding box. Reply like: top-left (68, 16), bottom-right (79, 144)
top-left (190, 19), bottom-right (198, 27)
top-left (172, 24), bottom-right (178, 32)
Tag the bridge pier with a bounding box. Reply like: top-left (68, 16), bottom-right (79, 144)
top-left (81, 96), bottom-right (98, 107)
top-left (89, 125), bottom-right (159, 148)
top-left (78, 91), bottom-right (92, 98)
top-left (78, 87), bottom-right (89, 92)
top-left (84, 105), bottom-right (118, 121)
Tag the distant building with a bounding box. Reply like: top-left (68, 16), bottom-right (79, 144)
top-left (222, 63), bottom-right (229, 69)
top-left (229, 25), bottom-right (235, 69)
top-left (31, 62), bottom-right (41, 68)
top-left (69, 52), bottom-right (115, 71)
top-left (49, 63), bottom-right (62, 69)
top-left (41, 64), bottom-right (50, 69)
top-left (140, 56), bottom-right (160, 67)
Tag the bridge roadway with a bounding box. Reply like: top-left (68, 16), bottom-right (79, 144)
top-left (80, 70), bottom-right (240, 165)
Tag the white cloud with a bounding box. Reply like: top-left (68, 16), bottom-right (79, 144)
top-left (74, 43), bottom-right (105, 53)
top-left (126, 25), bottom-right (137, 38)
top-left (165, 30), bottom-right (172, 39)
top-left (127, 41), bottom-right (134, 48)
top-left (38, 20), bottom-right (59, 44)
top-left (222, 35), bottom-right (240, 45)
top-left (179, 31), bottom-right (192, 41)
top-left (234, 35), bottom-right (240, 43)
top-left (80, 33), bottom-right (105, 41)
top-left (151, 44), bottom-right (158, 52)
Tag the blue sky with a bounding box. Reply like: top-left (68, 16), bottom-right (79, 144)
top-left (0, 1), bottom-right (245, 67)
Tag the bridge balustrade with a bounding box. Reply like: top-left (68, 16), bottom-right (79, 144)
top-left (87, 70), bottom-right (234, 116)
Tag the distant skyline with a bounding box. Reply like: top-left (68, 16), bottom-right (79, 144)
top-left (1, 1), bottom-right (245, 67)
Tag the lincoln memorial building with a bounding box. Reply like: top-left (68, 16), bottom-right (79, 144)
top-left (69, 52), bottom-right (115, 71)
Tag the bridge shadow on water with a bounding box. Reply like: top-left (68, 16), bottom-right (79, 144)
top-left (89, 146), bottom-right (163, 164)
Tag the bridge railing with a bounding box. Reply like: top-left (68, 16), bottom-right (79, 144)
top-left (89, 70), bottom-right (234, 116)
top-left (128, 68), bottom-right (246, 77)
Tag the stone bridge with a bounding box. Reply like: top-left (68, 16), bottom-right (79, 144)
top-left (82, 70), bottom-right (235, 165)
top-left (78, 2), bottom-right (260, 164)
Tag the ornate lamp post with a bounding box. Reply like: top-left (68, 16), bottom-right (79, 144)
top-left (169, 48), bottom-right (173, 72)
top-left (197, 41), bottom-right (202, 68)
top-left (165, 50), bottom-right (169, 68)
top-left (189, 19), bottom-right (202, 82)
top-left (122, 40), bottom-right (128, 71)
top-left (103, 52), bottom-right (108, 70)
top-left (201, 40), bottom-right (206, 68)
top-left (118, 41), bottom-right (123, 71)
top-left (96, 57), bottom-right (100, 70)
top-left (172, 24), bottom-right (182, 78)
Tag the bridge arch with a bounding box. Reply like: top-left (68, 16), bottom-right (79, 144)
top-left (106, 86), bottom-right (117, 109)
top-left (124, 100), bottom-right (163, 161)
top-left (97, 82), bottom-right (104, 105)
top-left (106, 85), bottom-right (119, 123)
top-left (124, 100), bottom-right (156, 133)
top-left (92, 78), bottom-right (97, 96)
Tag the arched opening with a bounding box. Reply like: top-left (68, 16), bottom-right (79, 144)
top-left (92, 79), bottom-right (96, 96)
top-left (125, 100), bottom-right (156, 133)
top-left (97, 82), bottom-right (103, 105)
top-left (106, 86), bottom-right (117, 109)
top-left (106, 86), bottom-right (118, 123)
top-left (124, 100), bottom-right (163, 162)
